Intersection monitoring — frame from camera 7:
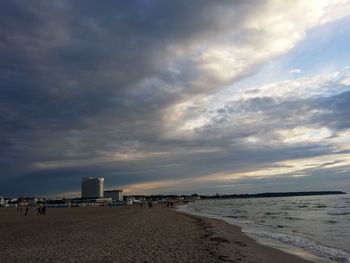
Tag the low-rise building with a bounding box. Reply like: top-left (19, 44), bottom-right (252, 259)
top-left (17, 197), bottom-right (29, 207)
top-left (104, 190), bottom-right (123, 201)
top-left (71, 197), bottom-right (112, 207)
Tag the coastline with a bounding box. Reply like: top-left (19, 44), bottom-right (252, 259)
top-left (0, 205), bottom-right (314, 262)
top-left (177, 196), bottom-right (349, 263)
top-left (175, 208), bottom-right (314, 263)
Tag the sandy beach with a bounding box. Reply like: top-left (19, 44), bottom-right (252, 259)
top-left (0, 206), bottom-right (312, 263)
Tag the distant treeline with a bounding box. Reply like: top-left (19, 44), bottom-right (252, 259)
top-left (205, 191), bottom-right (346, 199)
top-left (125, 191), bottom-right (346, 200)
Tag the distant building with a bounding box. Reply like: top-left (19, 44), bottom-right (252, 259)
top-left (81, 177), bottom-right (104, 198)
top-left (104, 190), bottom-right (123, 201)
top-left (0, 197), bottom-right (4, 207)
top-left (70, 197), bottom-right (112, 207)
top-left (17, 197), bottom-right (28, 207)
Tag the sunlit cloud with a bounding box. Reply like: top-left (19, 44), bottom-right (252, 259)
top-left (240, 70), bottom-right (349, 100)
top-left (329, 129), bottom-right (350, 151)
top-left (276, 126), bottom-right (333, 144)
top-left (122, 151), bottom-right (350, 194)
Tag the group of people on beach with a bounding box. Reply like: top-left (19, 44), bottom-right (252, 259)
top-left (37, 206), bottom-right (47, 215)
top-left (140, 200), bottom-right (153, 208)
top-left (139, 200), bottom-right (175, 208)
top-left (17, 205), bottom-right (47, 216)
top-left (166, 201), bottom-right (174, 208)
top-left (17, 206), bottom-right (29, 216)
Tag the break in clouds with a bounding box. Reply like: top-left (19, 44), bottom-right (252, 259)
top-left (1, 0), bottom-right (350, 196)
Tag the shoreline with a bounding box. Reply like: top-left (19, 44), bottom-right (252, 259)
top-left (176, 201), bottom-right (342, 263)
top-left (175, 208), bottom-right (315, 263)
top-left (0, 206), bottom-right (315, 262)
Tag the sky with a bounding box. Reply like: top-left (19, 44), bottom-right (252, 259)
top-left (1, 0), bottom-right (350, 197)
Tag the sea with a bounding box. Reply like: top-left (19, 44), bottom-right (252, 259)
top-left (178, 194), bottom-right (350, 263)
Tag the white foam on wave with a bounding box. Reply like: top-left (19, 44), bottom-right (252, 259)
top-left (245, 229), bottom-right (350, 263)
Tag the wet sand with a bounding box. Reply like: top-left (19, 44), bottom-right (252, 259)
top-left (0, 206), bottom-right (312, 263)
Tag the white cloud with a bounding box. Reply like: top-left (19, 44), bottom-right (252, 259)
top-left (276, 126), bottom-right (333, 144)
top-left (162, 68), bottom-right (350, 141)
top-left (289, 68), bottom-right (302, 74)
top-left (239, 70), bottom-right (350, 101)
top-left (159, 0), bottom-right (350, 138)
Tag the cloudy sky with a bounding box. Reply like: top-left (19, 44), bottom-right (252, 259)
top-left (1, 0), bottom-right (350, 197)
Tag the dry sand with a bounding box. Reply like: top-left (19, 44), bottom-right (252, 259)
top-left (0, 205), bottom-right (312, 263)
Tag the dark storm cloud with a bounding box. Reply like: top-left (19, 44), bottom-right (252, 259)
top-left (0, 0), bottom-right (261, 194)
top-left (0, 0), bottom-right (254, 125)
top-left (310, 90), bottom-right (350, 130)
top-left (1, 1), bottom-right (350, 196)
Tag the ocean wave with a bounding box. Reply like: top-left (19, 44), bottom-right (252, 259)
top-left (265, 211), bottom-right (288, 215)
top-left (231, 209), bottom-right (246, 214)
top-left (325, 220), bottom-right (338, 224)
top-left (281, 206), bottom-right (298, 210)
top-left (226, 215), bottom-right (248, 220)
top-left (334, 205), bottom-right (350, 209)
top-left (252, 231), bottom-right (350, 263)
top-left (327, 212), bottom-right (350, 216)
top-left (285, 216), bottom-right (303, 221)
top-left (314, 205), bottom-right (327, 208)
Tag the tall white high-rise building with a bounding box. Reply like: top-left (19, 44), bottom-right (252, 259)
top-left (81, 177), bottom-right (104, 198)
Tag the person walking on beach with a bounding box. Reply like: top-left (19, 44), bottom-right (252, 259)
top-left (24, 207), bottom-right (29, 216)
top-left (42, 205), bottom-right (47, 215)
